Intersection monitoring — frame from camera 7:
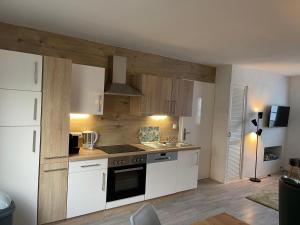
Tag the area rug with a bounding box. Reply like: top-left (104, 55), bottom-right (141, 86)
top-left (246, 191), bottom-right (278, 211)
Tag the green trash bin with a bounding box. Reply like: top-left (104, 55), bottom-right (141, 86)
top-left (0, 192), bottom-right (15, 225)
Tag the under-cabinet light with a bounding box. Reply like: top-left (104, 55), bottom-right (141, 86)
top-left (70, 114), bottom-right (90, 119)
top-left (150, 115), bottom-right (168, 120)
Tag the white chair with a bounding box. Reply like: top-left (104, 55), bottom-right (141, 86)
top-left (130, 204), bottom-right (162, 225)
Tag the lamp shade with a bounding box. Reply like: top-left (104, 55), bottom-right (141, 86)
top-left (251, 119), bottom-right (258, 127)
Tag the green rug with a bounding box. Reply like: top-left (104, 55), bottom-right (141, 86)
top-left (246, 191), bottom-right (278, 211)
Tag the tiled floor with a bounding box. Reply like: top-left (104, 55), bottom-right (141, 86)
top-left (91, 175), bottom-right (279, 225)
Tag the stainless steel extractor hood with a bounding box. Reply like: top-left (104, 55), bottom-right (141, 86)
top-left (105, 55), bottom-right (142, 96)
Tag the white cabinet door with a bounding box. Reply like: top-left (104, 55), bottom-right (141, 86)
top-left (71, 64), bottom-right (105, 115)
top-left (145, 160), bottom-right (177, 200)
top-left (0, 126), bottom-right (40, 225)
top-left (67, 168), bottom-right (107, 218)
top-left (0, 89), bottom-right (41, 126)
top-left (0, 49), bottom-right (42, 91)
top-left (176, 150), bottom-right (199, 192)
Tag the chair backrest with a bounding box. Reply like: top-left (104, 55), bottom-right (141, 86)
top-left (130, 204), bottom-right (162, 225)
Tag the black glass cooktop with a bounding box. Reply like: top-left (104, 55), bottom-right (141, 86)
top-left (95, 145), bottom-right (144, 154)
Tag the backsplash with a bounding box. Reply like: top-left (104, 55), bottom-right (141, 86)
top-left (70, 95), bottom-right (179, 146)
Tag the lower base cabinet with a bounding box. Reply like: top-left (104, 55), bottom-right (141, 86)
top-left (176, 150), bottom-right (199, 192)
top-left (67, 159), bottom-right (108, 218)
top-left (145, 160), bottom-right (178, 200)
top-left (38, 162), bottom-right (68, 225)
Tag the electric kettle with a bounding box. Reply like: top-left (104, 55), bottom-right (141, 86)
top-left (82, 131), bottom-right (98, 149)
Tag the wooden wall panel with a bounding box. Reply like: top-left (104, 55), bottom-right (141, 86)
top-left (0, 22), bottom-right (215, 82)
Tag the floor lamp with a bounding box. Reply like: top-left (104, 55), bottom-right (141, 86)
top-left (250, 112), bottom-right (263, 183)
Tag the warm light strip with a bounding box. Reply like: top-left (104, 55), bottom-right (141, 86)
top-left (150, 115), bottom-right (168, 120)
top-left (70, 114), bottom-right (90, 119)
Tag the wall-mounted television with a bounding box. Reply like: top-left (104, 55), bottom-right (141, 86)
top-left (268, 106), bottom-right (290, 128)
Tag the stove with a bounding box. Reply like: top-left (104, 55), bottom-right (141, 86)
top-left (96, 144), bottom-right (145, 154)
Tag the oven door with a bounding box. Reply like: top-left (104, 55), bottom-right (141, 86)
top-left (107, 164), bottom-right (146, 202)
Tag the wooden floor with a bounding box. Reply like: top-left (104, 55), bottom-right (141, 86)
top-left (55, 175), bottom-right (279, 225)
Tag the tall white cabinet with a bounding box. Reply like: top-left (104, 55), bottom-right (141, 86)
top-left (71, 64), bottom-right (105, 115)
top-left (0, 49), bottom-right (42, 225)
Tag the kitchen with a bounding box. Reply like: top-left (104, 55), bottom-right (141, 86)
top-left (0, 24), bottom-right (215, 225)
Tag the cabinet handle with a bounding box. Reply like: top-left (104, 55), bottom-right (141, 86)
top-left (102, 172), bottom-right (106, 191)
top-left (32, 130), bottom-right (36, 153)
top-left (195, 151), bottom-right (199, 166)
top-left (33, 98), bottom-right (38, 120)
top-left (34, 62), bottom-right (38, 84)
top-left (165, 100), bottom-right (170, 114)
top-left (44, 156), bottom-right (68, 159)
top-left (99, 95), bottom-right (103, 112)
top-left (44, 168), bottom-right (68, 173)
top-left (81, 164), bottom-right (100, 168)
top-left (173, 101), bottom-right (176, 114)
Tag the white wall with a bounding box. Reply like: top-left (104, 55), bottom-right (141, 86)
top-left (284, 76), bottom-right (300, 168)
top-left (231, 66), bottom-right (289, 178)
top-left (179, 81), bottom-right (215, 179)
top-left (210, 65), bottom-right (232, 182)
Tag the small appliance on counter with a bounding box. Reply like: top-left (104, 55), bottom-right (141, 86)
top-left (82, 131), bottom-right (98, 149)
top-left (69, 133), bottom-right (80, 154)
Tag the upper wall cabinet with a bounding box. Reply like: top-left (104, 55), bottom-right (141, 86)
top-left (0, 49), bottom-right (42, 91)
top-left (71, 64), bottom-right (105, 115)
top-left (130, 74), bottom-right (193, 117)
top-left (172, 79), bottom-right (194, 117)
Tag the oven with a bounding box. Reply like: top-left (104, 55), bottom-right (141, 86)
top-left (106, 155), bottom-right (147, 202)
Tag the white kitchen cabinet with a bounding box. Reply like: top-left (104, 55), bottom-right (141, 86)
top-left (71, 64), bottom-right (105, 115)
top-left (0, 89), bottom-right (42, 126)
top-left (67, 159), bottom-right (108, 218)
top-left (145, 160), bottom-right (178, 200)
top-left (0, 126), bottom-right (40, 225)
top-left (0, 49), bottom-right (42, 91)
top-left (176, 150), bottom-right (199, 192)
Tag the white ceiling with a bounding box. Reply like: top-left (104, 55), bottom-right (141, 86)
top-left (1, 0), bottom-right (300, 75)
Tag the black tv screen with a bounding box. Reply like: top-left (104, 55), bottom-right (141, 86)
top-left (268, 106), bottom-right (290, 128)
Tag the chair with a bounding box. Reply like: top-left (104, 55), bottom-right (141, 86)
top-left (130, 204), bottom-right (162, 225)
top-left (279, 176), bottom-right (300, 225)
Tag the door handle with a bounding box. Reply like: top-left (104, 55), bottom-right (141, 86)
top-left (34, 61), bottom-right (38, 84)
top-left (32, 130), bottom-right (37, 153)
top-left (33, 98), bottom-right (38, 120)
top-left (102, 172), bottom-right (106, 191)
top-left (114, 167), bottom-right (144, 173)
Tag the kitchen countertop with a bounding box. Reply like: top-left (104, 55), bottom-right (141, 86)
top-left (69, 144), bottom-right (201, 162)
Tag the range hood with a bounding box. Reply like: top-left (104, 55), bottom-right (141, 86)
top-left (105, 55), bottom-right (142, 96)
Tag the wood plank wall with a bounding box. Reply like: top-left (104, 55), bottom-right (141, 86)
top-left (0, 22), bottom-right (215, 82)
top-left (70, 95), bottom-right (179, 145)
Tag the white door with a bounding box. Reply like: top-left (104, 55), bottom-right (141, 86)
top-left (71, 64), bottom-right (105, 115)
top-left (67, 168), bottom-right (107, 218)
top-left (225, 85), bottom-right (247, 183)
top-left (176, 150), bottom-right (199, 192)
top-left (145, 160), bottom-right (177, 200)
top-left (0, 49), bottom-right (42, 91)
top-left (0, 126), bottom-right (40, 225)
top-left (179, 81), bottom-right (215, 179)
top-left (0, 89), bottom-right (42, 126)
